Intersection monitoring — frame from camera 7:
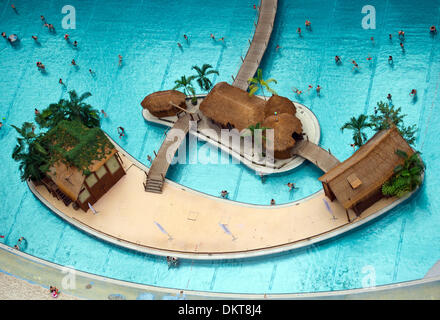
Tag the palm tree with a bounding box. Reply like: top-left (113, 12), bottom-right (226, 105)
top-left (173, 75), bottom-right (197, 103)
top-left (340, 114), bottom-right (372, 148)
top-left (192, 64), bottom-right (219, 92)
top-left (382, 149), bottom-right (424, 197)
top-left (370, 101), bottom-right (417, 145)
top-left (11, 122), bottom-right (49, 181)
top-left (35, 90), bottom-right (100, 129)
top-left (248, 68), bottom-right (277, 98)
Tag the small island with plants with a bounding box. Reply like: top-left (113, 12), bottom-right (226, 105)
top-left (322, 100), bottom-right (424, 216)
top-left (12, 90), bottom-right (126, 212)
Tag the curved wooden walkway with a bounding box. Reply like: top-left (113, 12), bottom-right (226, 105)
top-left (292, 140), bottom-right (340, 173)
top-left (232, 0), bottom-right (278, 90)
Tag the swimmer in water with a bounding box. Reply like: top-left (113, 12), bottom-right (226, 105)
top-left (335, 55), bottom-right (341, 64)
top-left (351, 60), bottom-right (359, 71)
top-left (118, 54), bottom-right (123, 66)
top-left (409, 89), bottom-right (417, 97)
top-left (388, 55), bottom-right (393, 64)
top-left (292, 87), bottom-right (302, 95)
top-left (316, 85), bottom-right (321, 95)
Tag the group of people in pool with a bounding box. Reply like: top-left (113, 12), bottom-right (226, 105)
top-left (292, 27), bottom-right (434, 99)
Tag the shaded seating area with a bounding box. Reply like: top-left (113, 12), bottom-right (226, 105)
top-left (318, 126), bottom-right (414, 215)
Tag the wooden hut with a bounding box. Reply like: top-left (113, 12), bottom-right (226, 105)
top-left (141, 90), bottom-right (187, 118)
top-left (318, 126), bottom-right (414, 215)
top-left (199, 82), bottom-right (265, 132)
top-left (41, 120), bottom-right (125, 212)
top-left (262, 113), bottom-right (303, 159)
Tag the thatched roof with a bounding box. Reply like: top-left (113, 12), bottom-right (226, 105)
top-left (264, 95), bottom-right (297, 118)
top-left (318, 126), bottom-right (414, 209)
top-left (263, 113), bottom-right (303, 158)
top-left (141, 90), bottom-right (187, 117)
top-left (199, 82), bottom-right (265, 132)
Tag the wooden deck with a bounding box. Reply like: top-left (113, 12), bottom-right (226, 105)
top-left (144, 113), bottom-right (199, 193)
top-left (292, 140), bottom-right (341, 173)
top-left (232, 0), bottom-right (278, 90)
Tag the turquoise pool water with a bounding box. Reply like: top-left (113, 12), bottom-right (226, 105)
top-left (0, 0), bottom-right (439, 294)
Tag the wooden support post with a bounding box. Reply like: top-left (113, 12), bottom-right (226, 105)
top-left (346, 209), bottom-right (350, 223)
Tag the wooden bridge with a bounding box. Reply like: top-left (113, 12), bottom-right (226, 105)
top-left (144, 112), bottom-right (200, 193)
top-left (232, 0), bottom-right (278, 90)
top-left (291, 140), bottom-right (340, 173)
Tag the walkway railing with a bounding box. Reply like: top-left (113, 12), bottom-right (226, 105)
top-left (232, 0), bottom-right (278, 90)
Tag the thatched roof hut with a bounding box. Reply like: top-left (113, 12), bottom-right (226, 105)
top-left (199, 82), bottom-right (265, 132)
top-left (318, 126), bottom-right (414, 215)
top-left (141, 90), bottom-right (187, 118)
top-left (264, 95), bottom-right (297, 118)
top-left (263, 113), bottom-right (303, 159)
top-left (44, 120), bottom-right (125, 211)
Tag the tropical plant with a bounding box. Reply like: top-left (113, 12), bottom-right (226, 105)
top-left (35, 90), bottom-right (100, 130)
top-left (382, 149), bottom-right (424, 197)
top-left (370, 101), bottom-right (417, 145)
top-left (248, 68), bottom-right (277, 97)
top-left (173, 75), bottom-right (196, 97)
top-left (173, 75), bottom-right (197, 103)
top-left (11, 122), bottom-right (50, 181)
top-left (192, 64), bottom-right (219, 91)
top-left (42, 120), bottom-right (114, 176)
top-left (340, 114), bottom-right (373, 148)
